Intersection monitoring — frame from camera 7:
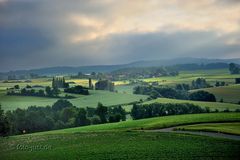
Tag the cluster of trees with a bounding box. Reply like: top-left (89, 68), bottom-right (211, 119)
top-left (229, 63), bottom-right (240, 74)
top-left (7, 86), bottom-right (60, 98)
top-left (236, 78), bottom-right (240, 84)
top-left (0, 100), bottom-right (126, 136)
top-left (176, 78), bottom-right (223, 91)
top-left (95, 80), bottom-right (115, 92)
top-left (177, 80), bottom-right (226, 89)
top-left (189, 91), bottom-right (216, 102)
top-left (64, 85), bottom-right (89, 95)
top-left (131, 103), bottom-right (208, 120)
top-left (215, 81), bottom-right (226, 87)
top-left (52, 77), bottom-right (69, 88)
top-left (45, 86), bottom-right (61, 97)
top-left (191, 78), bottom-right (211, 89)
top-left (175, 84), bottom-right (190, 91)
top-left (134, 85), bottom-right (187, 100)
top-left (0, 105), bottom-right (10, 136)
top-left (134, 85), bottom-right (216, 102)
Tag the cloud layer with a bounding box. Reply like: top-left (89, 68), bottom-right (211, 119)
top-left (0, 0), bottom-right (240, 71)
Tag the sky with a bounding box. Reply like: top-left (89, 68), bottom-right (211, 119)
top-left (0, 0), bottom-right (240, 72)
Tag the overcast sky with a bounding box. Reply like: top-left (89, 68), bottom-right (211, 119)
top-left (0, 0), bottom-right (240, 71)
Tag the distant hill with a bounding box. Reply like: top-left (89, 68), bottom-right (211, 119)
top-left (1, 57), bottom-right (240, 76)
top-left (127, 57), bottom-right (240, 67)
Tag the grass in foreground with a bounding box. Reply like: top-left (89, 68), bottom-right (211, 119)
top-left (0, 132), bottom-right (239, 160)
top-left (176, 122), bottom-right (240, 136)
top-left (143, 98), bottom-right (240, 111)
top-left (1, 113), bottom-right (240, 160)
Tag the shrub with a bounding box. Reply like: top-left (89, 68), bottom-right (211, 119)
top-left (189, 91), bottom-right (216, 102)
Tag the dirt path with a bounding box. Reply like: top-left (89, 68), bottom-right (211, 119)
top-left (145, 127), bottom-right (240, 141)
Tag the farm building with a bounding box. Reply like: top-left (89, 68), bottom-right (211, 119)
top-left (95, 80), bottom-right (114, 92)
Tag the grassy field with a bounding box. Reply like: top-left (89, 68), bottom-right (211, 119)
top-left (1, 131), bottom-right (239, 160)
top-left (0, 78), bottom-right (51, 90)
top-left (191, 84), bottom-right (240, 103)
top-left (176, 122), bottom-right (240, 136)
top-left (142, 69), bottom-right (239, 86)
top-left (0, 89), bottom-right (147, 110)
top-left (0, 78), bottom-right (128, 90)
top-left (26, 113), bottom-right (240, 135)
top-left (1, 68), bottom-right (239, 110)
top-left (0, 78), bottom-right (147, 110)
top-left (115, 84), bottom-right (135, 94)
top-left (141, 69), bottom-right (240, 104)
top-left (143, 98), bottom-right (240, 111)
top-left (1, 112), bottom-right (240, 160)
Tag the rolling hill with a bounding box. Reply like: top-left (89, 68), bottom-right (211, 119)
top-left (1, 57), bottom-right (240, 76)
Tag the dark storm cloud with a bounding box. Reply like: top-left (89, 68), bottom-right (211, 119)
top-left (97, 31), bottom-right (240, 62)
top-left (0, 0), bottom-right (240, 71)
top-left (0, 1), bottom-right (55, 62)
top-left (0, 27), bottom-right (54, 57)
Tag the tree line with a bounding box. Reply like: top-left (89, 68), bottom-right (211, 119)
top-left (7, 85), bottom-right (61, 98)
top-left (64, 85), bottom-right (89, 95)
top-left (131, 103), bottom-right (209, 120)
top-left (134, 85), bottom-right (216, 102)
top-left (0, 100), bottom-right (126, 136)
top-left (229, 63), bottom-right (240, 74)
top-left (175, 78), bottom-right (213, 90)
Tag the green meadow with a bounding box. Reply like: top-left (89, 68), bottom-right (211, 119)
top-left (1, 68), bottom-right (239, 111)
top-left (1, 68), bottom-right (240, 159)
top-left (0, 89), bottom-right (147, 110)
top-left (2, 2), bottom-right (240, 158)
top-left (143, 69), bottom-right (239, 86)
top-left (0, 78), bottom-right (51, 90)
top-left (137, 69), bottom-right (240, 104)
top-left (1, 131), bottom-right (239, 160)
top-left (1, 112), bottom-right (240, 160)
top-left (0, 78), bottom-right (148, 110)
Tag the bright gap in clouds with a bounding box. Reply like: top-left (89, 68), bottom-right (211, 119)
top-left (0, 0), bottom-right (240, 71)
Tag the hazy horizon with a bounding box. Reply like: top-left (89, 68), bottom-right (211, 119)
top-left (1, 56), bottom-right (240, 73)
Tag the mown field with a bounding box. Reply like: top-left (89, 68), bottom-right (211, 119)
top-left (191, 84), bottom-right (240, 103)
top-left (1, 131), bottom-right (239, 160)
top-left (176, 122), bottom-right (240, 136)
top-left (143, 98), bottom-right (240, 111)
top-left (0, 89), bottom-right (147, 111)
top-left (115, 84), bottom-right (135, 94)
top-left (1, 112), bottom-right (240, 160)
